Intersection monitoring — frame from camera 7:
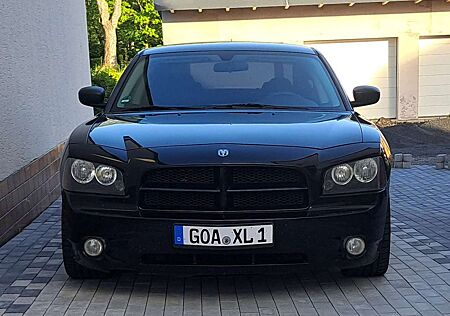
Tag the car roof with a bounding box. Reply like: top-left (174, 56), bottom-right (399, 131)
top-left (141, 42), bottom-right (317, 55)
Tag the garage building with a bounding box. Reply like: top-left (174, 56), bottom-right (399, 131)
top-left (155, 0), bottom-right (450, 120)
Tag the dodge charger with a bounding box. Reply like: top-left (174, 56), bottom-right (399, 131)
top-left (61, 42), bottom-right (392, 278)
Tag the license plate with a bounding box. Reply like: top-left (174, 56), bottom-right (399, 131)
top-left (174, 224), bottom-right (273, 247)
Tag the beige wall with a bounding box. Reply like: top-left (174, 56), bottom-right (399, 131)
top-left (161, 1), bottom-right (450, 119)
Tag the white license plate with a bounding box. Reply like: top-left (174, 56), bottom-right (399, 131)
top-left (174, 224), bottom-right (273, 247)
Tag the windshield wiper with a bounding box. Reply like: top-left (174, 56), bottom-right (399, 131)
top-left (118, 104), bottom-right (316, 112)
top-left (209, 103), bottom-right (311, 110)
top-left (119, 105), bottom-right (206, 112)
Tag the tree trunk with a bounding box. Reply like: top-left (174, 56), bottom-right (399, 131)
top-left (103, 23), bottom-right (118, 67)
top-left (97, 0), bottom-right (122, 68)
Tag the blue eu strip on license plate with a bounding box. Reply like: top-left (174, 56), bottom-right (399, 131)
top-left (174, 225), bottom-right (184, 245)
top-left (173, 224), bottom-right (273, 247)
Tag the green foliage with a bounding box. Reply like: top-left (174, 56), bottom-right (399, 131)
top-left (86, 0), bottom-right (105, 69)
top-left (85, 0), bottom-right (162, 69)
top-left (91, 66), bottom-right (124, 99)
top-left (118, 0), bottom-right (163, 64)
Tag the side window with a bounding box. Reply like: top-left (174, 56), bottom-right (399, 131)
top-left (117, 58), bottom-right (149, 108)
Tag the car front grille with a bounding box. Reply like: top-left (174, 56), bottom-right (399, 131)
top-left (141, 190), bottom-right (217, 211)
top-left (139, 166), bottom-right (309, 217)
top-left (144, 167), bottom-right (215, 189)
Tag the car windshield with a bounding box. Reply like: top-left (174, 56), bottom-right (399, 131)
top-left (112, 51), bottom-right (345, 112)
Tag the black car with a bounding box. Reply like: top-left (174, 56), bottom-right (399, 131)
top-left (61, 42), bottom-right (392, 278)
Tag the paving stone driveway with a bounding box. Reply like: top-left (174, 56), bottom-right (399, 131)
top-left (0, 166), bottom-right (450, 316)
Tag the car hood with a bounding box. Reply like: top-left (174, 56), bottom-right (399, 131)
top-left (86, 110), bottom-right (363, 151)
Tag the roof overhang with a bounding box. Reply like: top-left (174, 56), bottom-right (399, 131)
top-left (155, 0), bottom-right (413, 11)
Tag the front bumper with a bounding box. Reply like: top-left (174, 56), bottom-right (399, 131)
top-left (62, 188), bottom-right (389, 275)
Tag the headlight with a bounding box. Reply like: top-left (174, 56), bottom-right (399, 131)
top-left (331, 164), bottom-right (353, 185)
top-left (95, 165), bottom-right (118, 186)
top-left (63, 158), bottom-right (125, 195)
top-left (323, 157), bottom-right (385, 195)
top-left (71, 160), bottom-right (95, 184)
top-left (354, 158), bottom-right (378, 183)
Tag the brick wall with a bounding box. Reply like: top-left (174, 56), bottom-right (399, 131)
top-left (0, 143), bottom-right (65, 246)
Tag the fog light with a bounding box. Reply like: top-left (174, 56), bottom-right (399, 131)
top-left (345, 237), bottom-right (365, 256)
top-left (83, 238), bottom-right (104, 257)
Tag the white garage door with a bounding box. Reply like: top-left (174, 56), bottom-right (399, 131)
top-left (308, 39), bottom-right (397, 119)
top-left (419, 37), bottom-right (450, 117)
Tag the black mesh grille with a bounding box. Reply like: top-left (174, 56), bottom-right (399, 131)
top-left (139, 166), bottom-right (308, 216)
top-left (231, 167), bottom-right (305, 188)
top-left (141, 190), bottom-right (217, 211)
top-left (143, 167), bottom-right (215, 188)
top-left (231, 190), bottom-right (305, 210)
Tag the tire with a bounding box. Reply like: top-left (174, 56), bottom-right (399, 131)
top-left (62, 209), bottom-right (110, 279)
top-left (341, 206), bottom-right (391, 277)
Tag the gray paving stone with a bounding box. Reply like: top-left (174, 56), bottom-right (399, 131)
top-left (10, 282), bottom-right (30, 288)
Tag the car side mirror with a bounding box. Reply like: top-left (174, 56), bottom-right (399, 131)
top-left (351, 86), bottom-right (380, 107)
top-left (78, 86), bottom-right (106, 108)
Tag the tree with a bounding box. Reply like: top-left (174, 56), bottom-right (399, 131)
top-left (86, 0), bottom-right (103, 68)
top-left (118, 0), bottom-right (162, 64)
top-left (96, 0), bottom-right (122, 67)
top-left (85, 0), bottom-right (162, 68)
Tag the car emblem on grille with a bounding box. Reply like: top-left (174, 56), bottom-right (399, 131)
top-left (217, 149), bottom-right (229, 157)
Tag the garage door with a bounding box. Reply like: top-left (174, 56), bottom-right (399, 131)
top-left (419, 37), bottom-right (450, 117)
top-left (307, 39), bottom-right (397, 119)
